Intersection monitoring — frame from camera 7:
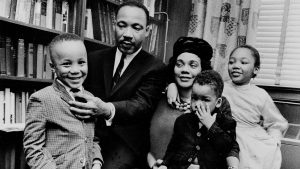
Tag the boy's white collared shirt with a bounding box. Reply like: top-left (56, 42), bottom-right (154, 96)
top-left (113, 47), bottom-right (142, 76)
top-left (56, 79), bottom-right (83, 100)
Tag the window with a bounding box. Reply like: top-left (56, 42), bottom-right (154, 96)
top-left (253, 0), bottom-right (300, 88)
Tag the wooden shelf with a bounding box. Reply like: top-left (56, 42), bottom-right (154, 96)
top-left (0, 76), bottom-right (53, 90)
top-left (0, 124), bottom-right (25, 132)
top-left (0, 75), bottom-right (53, 83)
top-left (0, 16), bottom-right (61, 34)
top-left (84, 37), bottom-right (114, 51)
top-left (105, 0), bottom-right (121, 6)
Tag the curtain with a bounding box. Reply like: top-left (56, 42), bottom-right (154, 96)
top-left (187, 0), bottom-right (260, 81)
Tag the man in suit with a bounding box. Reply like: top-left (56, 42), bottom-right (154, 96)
top-left (68, 1), bottom-right (166, 169)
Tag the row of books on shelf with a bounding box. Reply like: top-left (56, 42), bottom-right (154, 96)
top-left (0, 88), bottom-right (29, 125)
top-left (0, 0), bottom-right (76, 33)
top-left (0, 34), bottom-right (54, 79)
top-left (85, 0), bottom-right (117, 45)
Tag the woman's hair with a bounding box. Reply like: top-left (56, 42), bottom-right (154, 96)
top-left (229, 45), bottom-right (261, 78)
top-left (167, 37), bottom-right (213, 82)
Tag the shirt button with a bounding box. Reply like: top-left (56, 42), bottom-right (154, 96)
top-left (188, 158), bottom-right (193, 162)
top-left (196, 145), bottom-right (200, 150)
top-left (196, 132), bottom-right (201, 137)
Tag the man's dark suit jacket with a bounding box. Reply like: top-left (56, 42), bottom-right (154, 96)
top-left (84, 47), bottom-right (166, 167)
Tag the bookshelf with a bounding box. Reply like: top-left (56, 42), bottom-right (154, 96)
top-left (0, 0), bottom-right (169, 168)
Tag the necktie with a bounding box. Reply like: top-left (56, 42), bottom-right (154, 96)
top-left (70, 88), bottom-right (86, 102)
top-left (113, 53), bottom-right (126, 86)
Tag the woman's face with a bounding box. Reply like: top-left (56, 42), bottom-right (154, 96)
top-left (174, 52), bottom-right (202, 89)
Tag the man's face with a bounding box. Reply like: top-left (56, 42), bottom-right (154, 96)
top-left (115, 6), bottom-right (149, 54)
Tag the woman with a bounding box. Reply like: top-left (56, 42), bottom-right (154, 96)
top-left (148, 37), bottom-right (217, 168)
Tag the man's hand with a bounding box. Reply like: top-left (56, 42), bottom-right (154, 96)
top-left (69, 93), bottom-right (112, 119)
top-left (195, 102), bottom-right (216, 129)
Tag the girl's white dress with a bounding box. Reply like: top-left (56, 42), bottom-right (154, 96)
top-left (223, 81), bottom-right (288, 169)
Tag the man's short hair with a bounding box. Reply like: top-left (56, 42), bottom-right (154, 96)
top-left (116, 1), bottom-right (150, 25)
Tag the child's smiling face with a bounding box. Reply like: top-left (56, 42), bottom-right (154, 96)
top-left (228, 48), bottom-right (259, 85)
top-left (51, 40), bottom-right (88, 89)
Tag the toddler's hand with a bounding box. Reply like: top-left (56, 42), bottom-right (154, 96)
top-left (195, 102), bottom-right (216, 129)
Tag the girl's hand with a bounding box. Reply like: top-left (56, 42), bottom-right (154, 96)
top-left (195, 102), bottom-right (216, 129)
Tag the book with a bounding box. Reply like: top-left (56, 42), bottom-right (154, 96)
top-left (10, 42), bottom-right (17, 76)
top-left (9, 143), bottom-right (16, 169)
top-left (10, 92), bottom-right (15, 124)
top-left (143, 0), bottom-right (155, 17)
top-left (101, 1), bottom-right (109, 44)
top-left (22, 92), bottom-right (27, 123)
top-left (33, 0), bottom-right (42, 26)
top-left (15, 0), bottom-right (32, 23)
top-left (68, 0), bottom-right (77, 33)
top-left (0, 34), bottom-right (6, 75)
top-left (36, 44), bottom-right (44, 79)
top-left (0, 0), bottom-right (12, 18)
top-left (91, 0), bottom-right (103, 41)
top-left (43, 45), bottom-right (52, 79)
top-left (85, 8), bottom-right (94, 39)
top-left (40, 0), bottom-right (47, 27)
top-left (54, 0), bottom-right (62, 31)
top-left (9, 0), bottom-right (18, 19)
top-left (4, 88), bottom-right (11, 124)
top-left (16, 39), bottom-right (25, 77)
top-left (46, 0), bottom-right (53, 29)
top-left (15, 92), bottom-right (22, 123)
top-left (105, 3), bottom-right (113, 45)
top-left (61, 0), bottom-right (69, 32)
top-left (5, 36), bottom-right (12, 76)
top-left (26, 43), bottom-right (34, 78)
top-left (0, 90), bottom-right (4, 124)
top-left (29, 0), bottom-right (36, 24)
top-left (110, 6), bottom-right (116, 45)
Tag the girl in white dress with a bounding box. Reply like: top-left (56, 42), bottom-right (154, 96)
top-left (223, 45), bottom-right (288, 169)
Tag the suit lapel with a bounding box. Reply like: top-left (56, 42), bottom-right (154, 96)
top-left (52, 79), bottom-right (73, 103)
top-left (103, 48), bottom-right (117, 96)
top-left (110, 50), bottom-right (146, 96)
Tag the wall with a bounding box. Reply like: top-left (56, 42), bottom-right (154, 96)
top-left (165, 0), bottom-right (192, 63)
